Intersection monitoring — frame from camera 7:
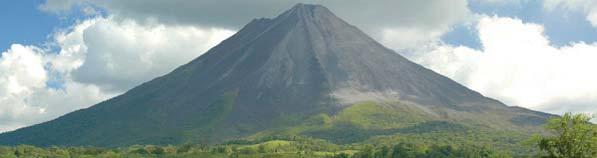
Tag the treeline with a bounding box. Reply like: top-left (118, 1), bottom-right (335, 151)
top-left (346, 143), bottom-right (511, 158)
top-left (0, 113), bottom-right (594, 158)
top-left (0, 142), bottom-right (510, 158)
top-left (0, 136), bottom-right (345, 158)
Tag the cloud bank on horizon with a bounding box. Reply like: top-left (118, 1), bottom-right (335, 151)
top-left (1, 0), bottom-right (596, 132)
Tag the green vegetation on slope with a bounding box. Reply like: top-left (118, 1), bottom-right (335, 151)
top-left (0, 137), bottom-right (511, 158)
top-left (181, 91), bottom-right (238, 143)
top-left (332, 101), bottom-right (429, 129)
top-left (248, 101), bottom-right (538, 154)
top-left (255, 101), bottom-right (431, 143)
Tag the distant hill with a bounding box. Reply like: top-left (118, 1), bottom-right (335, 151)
top-left (0, 4), bottom-right (554, 149)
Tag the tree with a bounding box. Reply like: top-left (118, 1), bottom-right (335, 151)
top-left (224, 146), bottom-right (233, 156)
top-left (151, 146), bottom-right (165, 155)
top-left (354, 145), bottom-right (375, 158)
top-left (374, 145), bottom-right (390, 158)
top-left (258, 144), bottom-right (266, 153)
top-left (537, 113), bottom-right (597, 158)
top-left (391, 143), bottom-right (416, 158)
top-left (177, 143), bottom-right (194, 153)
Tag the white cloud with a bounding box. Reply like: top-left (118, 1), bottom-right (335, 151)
top-left (0, 45), bottom-right (48, 132)
top-left (0, 16), bottom-right (234, 132)
top-left (413, 16), bottom-right (597, 118)
top-left (60, 17), bottom-right (234, 92)
top-left (543, 0), bottom-right (597, 28)
top-left (0, 45), bottom-right (47, 97)
top-left (0, 44), bottom-right (111, 132)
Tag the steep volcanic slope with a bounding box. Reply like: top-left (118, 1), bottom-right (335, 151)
top-left (0, 4), bottom-right (552, 147)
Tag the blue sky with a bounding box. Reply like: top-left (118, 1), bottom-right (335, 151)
top-left (442, 0), bottom-right (597, 48)
top-left (0, 0), bottom-right (102, 51)
top-left (1, 0), bottom-right (596, 132)
top-left (0, 0), bottom-right (61, 50)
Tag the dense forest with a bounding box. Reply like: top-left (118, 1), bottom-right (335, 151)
top-left (0, 113), bottom-right (594, 158)
top-left (0, 136), bottom-right (517, 158)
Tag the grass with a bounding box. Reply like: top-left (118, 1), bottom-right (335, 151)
top-left (242, 100), bottom-right (540, 154)
top-left (333, 101), bottom-right (430, 129)
top-left (241, 140), bottom-right (292, 151)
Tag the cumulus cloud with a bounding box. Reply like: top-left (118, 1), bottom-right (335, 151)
top-left (0, 16), bottom-right (234, 132)
top-left (60, 17), bottom-right (234, 92)
top-left (0, 45), bottom-right (48, 131)
top-left (39, 0), bottom-right (472, 50)
top-left (0, 44), bottom-right (112, 132)
top-left (543, 0), bottom-right (597, 28)
top-left (413, 16), bottom-right (597, 118)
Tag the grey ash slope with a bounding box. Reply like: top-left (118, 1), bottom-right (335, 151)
top-left (0, 4), bottom-right (552, 147)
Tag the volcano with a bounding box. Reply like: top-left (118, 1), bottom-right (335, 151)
top-left (0, 4), bottom-right (552, 147)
